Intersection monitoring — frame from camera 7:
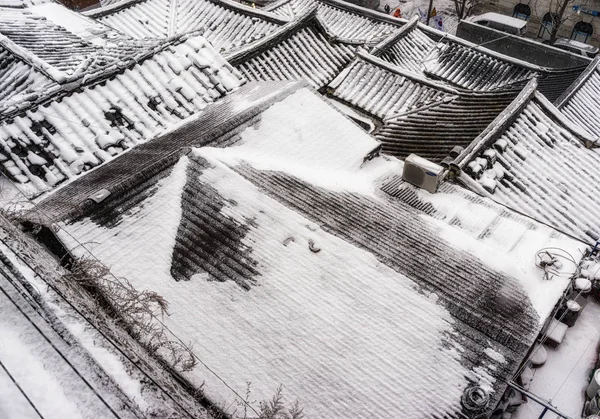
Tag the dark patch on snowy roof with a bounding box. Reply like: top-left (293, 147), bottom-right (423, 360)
top-left (453, 79), bottom-right (600, 243)
top-left (29, 81), bottom-right (304, 219)
top-left (0, 30), bottom-right (245, 196)
top-left (328, 51), bottom-right (520, 162)
top-left (555, 57), bottom-right (600, 139)
top-left (31, 82), bottom-right (564, 418)
top-left (227, 10), bottom-right (355, 90)
top-left (171, 156), bottom-right (259, 288)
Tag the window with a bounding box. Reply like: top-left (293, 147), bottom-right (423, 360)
top-left (513, 3), bottom-right (531, 20)
top-left (538, 12), bottom-right (557, 39)
top-left (572, 20), bottom-right (593, 43)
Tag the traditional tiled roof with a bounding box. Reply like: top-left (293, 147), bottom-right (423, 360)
top-left (88, 0), bottom-right (287, 54)
top-left (30, 83), bottom-right (581, 418)
top-left (0, 4), bottom-right (174, 116)
top-left (454, 79), bottom-right (600, 243)
top-left (228, 10), bottom-right (354, 89)
top-left (371, 17), bottom-right (533, 91)
top-left (0, 0), bottom-right (54, 6)
top-left (370, 17), bottom-right (586, 101)
top-left (328, 51), bottom-right (520, 162)
top-left (265, 0), bottom-right (403, 43)
top-left (555, 57), bottom-right (600, 139)
top-left (0, 31), bottom-right (244, 197)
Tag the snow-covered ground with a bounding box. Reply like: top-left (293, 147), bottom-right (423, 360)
top-left (377, 0), bottom-right (460, 34)
top-left (513, 298), bottom-right (600, 419)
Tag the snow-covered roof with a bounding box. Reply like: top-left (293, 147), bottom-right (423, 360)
top-left (370, 16), bottom-right (586, 101)
top-left (0, 0), bottom-right (54, 7)
top-left (228, 9), bottom-right (355, 90)
top-left (555, 57), bottom-right (600, 139)
top-left (455, 79), bottom-right (600, 243)
top-left (468, 12), bottom-right (527, 29)
top-left (328, 51), bottom-right (521, 162)
top-left (0, 30), bottom-right (244, 197)
top-left (31, 82), bottom-right (585, 418)
top-left (0, 3), bottom-right (172, 116)
top-left (371, 17), bottom-right (535, 91)
top-left (265, 0), bottom-right (403, 42)
top-left (88, 0), bottom-right (288, 54)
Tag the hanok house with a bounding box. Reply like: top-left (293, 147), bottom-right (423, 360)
top-left (0, 2), bottom-right (244, 197)
top-left (326, 49), bottom-right (520, 162)
top-left (452, 78), bottom-right (600, 244)
top-left (555, 56), bottom-right (600, 141)
top-left (27, 80), bottom-right (587, 418)
top-left (84, 0), bottom-right (289, 54)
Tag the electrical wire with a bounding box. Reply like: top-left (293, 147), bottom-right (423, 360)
top-left (0, 229), bottom-right (199, 419)
top-left (0, 172), bottom-right (260, 417)
top-left (0, 272), bottom-right (122, 419)
top-left (0, 357), bottom-right (45, 419)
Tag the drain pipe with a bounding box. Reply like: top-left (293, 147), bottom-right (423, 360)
top-left (507, 382), bottom-right (572, 419)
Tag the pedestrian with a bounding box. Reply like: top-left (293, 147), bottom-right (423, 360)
top-left (384, 4), bottom-right (390, 13)
top-left (393, 7), bottom-right (402, 18)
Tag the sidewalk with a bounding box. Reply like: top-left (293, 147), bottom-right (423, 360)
top-left (513, 298), bottom-right (600, 419)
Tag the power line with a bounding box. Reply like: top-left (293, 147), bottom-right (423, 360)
top-left (0, 229), bottom-right (199, 419)
top-left (1, 172), bottom-right (259, 416)
top-left (0, 357), bottom-right (45, 419)
top-left (0, 272), bottom-right (122, 419)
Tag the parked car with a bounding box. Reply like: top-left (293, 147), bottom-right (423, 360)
top-left (551, 38), bottom-right (599, 58)
top-left (467, 12), bottom-right (528, 37)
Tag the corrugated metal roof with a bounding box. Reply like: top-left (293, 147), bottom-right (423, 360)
top-left (228, 11), bottom-right (354, 90)
top-left (454, 82), bottom-right (600, 243)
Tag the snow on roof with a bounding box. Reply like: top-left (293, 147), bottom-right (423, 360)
top-left (327, 51), bottom-right (521, 162)
top-left (0, 235), bottom-right (142, 418)
top-left (32, 84), bottom-right (584, 418)
top-left (227, 10), bottom-right (355, 90)
top-left (0, 31), bottom-right (244, 197)
top-left (0, 0), bottom-right (54, 7)
top-left (382, 179), bottom-right (584, 321)
top-left (370, 17), bottom-right (535, 91)
top-left (0, 4), bottom-right (163, 85)
top-left (369, 17), bottom-right (586, 101)
top-left (89, 0), bottom-right (287, 54)
top-left (265, 0), bottom-right (404, 42)
top-left (469, 12), bottom-right (528, 29)
top-left (455, 80), bottom-right (600, 243)
top-left (555, 57), bottom-right (600, 139)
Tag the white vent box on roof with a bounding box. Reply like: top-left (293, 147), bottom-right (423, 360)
top-left (402, 154), bottom-right (444, 193)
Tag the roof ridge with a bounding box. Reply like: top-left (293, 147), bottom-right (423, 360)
top-left (29, 81), bottom-right (307, 221)
top-left (208, 0), bottom-right (291, 24)
top-left (83, 0), bottom-right (146, 17)
top-left (554, 56), bottom-right (600, 108)
top-left (225, 7), bottom-right (318, 63)
top-left (318, 0), bottom-right (407, 26)
top-left (354, 48), bottom-right (461, 94)
top-left (535, 91), bottom-right (599, 146)
top-left (0, 30), bottom-right (201, 120)
top-left (370, 15), bottom-right (418, 56)
top-left (453, 79), bottom-right (537, 169)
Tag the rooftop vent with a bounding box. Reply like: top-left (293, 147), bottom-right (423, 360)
top-left (402, 154), bottom-right (444, 193)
